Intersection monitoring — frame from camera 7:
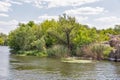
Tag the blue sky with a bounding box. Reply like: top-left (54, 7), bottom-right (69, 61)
top-left (0, 0), bottom-right (120, 34)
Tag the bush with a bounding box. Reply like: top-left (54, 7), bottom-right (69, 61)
top-left (76, 44), bottom-right (112, 60)
top-left (76, 46), bottom-right (84, 57)
top-left (103, 46), bottom-right (113, 59)
top-left (31, 37), bottom-right (46, 51)
top-left (47, 45), bottom-right (68, 58)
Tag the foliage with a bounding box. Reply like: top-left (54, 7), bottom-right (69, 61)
top-left (103, 46), bottom-right (113, 59)
top-left (40, 20), bottom-right (58, 47)
top-left (0, 38), bottom-right (4, 45)
top-left (47, 45), bottom-right (68, 57)
top-left (8, 23), bottom-right (36, 51)
top-left (31, 37), bottom-right (46, 51)
top-left (48, 14), bottom-right (78, 55)
top-left (77, 44), bottom-right (112, 60)
top-left (8, 14), bottom-right (120, 59)
top-left (114, 25), bottom-right (120, 34)
top-left (97, 28), bottom-right (117, 42)
top-left (0, 33), bottom-right (7, 45)
top-left (74, 27), bottom-right (97, 46)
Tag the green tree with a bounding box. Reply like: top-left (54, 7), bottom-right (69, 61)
top-left (48, 14), bottom-right (79, 55)
top-left (0, 33), bottom-right (7, 45)
top-left (8, 21), bottom-right (36, 51)
top-left (114, 25), bottom-right (120, 34)
top-left (40, 19), bottom-right (58, 47)
top-left (0, 38), bottom-right (4, 45)
top-left (74, 26), bottom-right (97, 46)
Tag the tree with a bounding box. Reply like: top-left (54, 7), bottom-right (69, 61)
top-left (8, 14), bottom-right (119, 58)
top-left (114, 25), bottom-right (120, 34)
top-left (48, 14), bottom-right (78, 55)
top-left (8, 21), bottom-right (36, 51)
top-left (0, 33), bottom-right (7, 45)
top-left (40, 19), bottom-right (58, 47)
top-left (74, 26), bottom-right (98, 46)
top-left (0, 38), bottom-right (4, 45)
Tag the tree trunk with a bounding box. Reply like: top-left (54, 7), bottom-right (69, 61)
top-left (66, 32), bottom-right (71, 56)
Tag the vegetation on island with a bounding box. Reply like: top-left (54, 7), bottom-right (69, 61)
top-left (7, 14), bottom-right (120, 60)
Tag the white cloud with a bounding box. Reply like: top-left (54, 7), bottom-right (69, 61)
top-left (38, 14), bottom-right (88, 23)
top-left (95, 16), bottom-right (120, 23)
top-left (6, 0), bottom-right (22, 5)
top-left (86, 23), bottom-right (95, 27)
top-left (20, 0), bottom-right (32, 3)
top-left (0, 20), bottom-right (18, 34)
top-left (64, 7), bottom-right (106, 15)
top-left (0, 1), bottom-right (11, 12)
top-left (38, 14), bottom-right (58, 20)
top-left (18, 0), bottom-right (100, 8)
top-left (92, 16), bottom-right (120, 29)
top-left (0, 19), bottom-right (44, 34)
top-left (0, 13), bottom-right (9, 17)
top-left (76, 16), bottom-right (88, 22)
top-left (0, 20), bottom-right (18, 26)
top-left (0, 0), bottom-right (22, 13)
top-left (46, 0), bottom-right (100, 8)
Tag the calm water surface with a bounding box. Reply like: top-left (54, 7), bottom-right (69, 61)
top-left (0, 46), bottom-right (120, 80)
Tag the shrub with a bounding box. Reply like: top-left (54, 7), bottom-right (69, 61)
top-left (103, 46), bottom-right (113, 59)
top-left (76, 46), bottom-right (85, 57)
top-left (47, 45), bottom-right (68, 58)
top-left (76, 44), bottom-right (112, 60)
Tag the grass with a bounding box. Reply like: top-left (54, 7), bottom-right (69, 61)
top-left (61, 57), bottom-right (93, 63)
top-left (47, 45), bottom-right (68, 57)
top-left (15, 50), bottom-right (48, 57)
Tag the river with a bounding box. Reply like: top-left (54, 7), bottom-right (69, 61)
top-left (0, 46), bottom-right (120, 80)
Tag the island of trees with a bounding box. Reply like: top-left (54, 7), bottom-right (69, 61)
top-left (2, 14), bottom-right (120, 61)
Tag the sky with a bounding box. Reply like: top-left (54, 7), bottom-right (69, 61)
top-left (0, 0), bottom-right (120, 34)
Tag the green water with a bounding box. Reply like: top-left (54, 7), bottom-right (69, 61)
top-left (0, 46), bottom-right (120, 80)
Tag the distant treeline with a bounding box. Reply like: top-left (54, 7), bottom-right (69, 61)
top-left (7, 14), bottom-right (120, 59)
top-left (0, 33), bottom-right (7, 46)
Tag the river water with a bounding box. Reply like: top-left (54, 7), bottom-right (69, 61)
top-left (0, 46), bottom-right (120, 80)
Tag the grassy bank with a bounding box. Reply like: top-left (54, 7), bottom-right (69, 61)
top-left (10, 43), bottom-right (113, 61)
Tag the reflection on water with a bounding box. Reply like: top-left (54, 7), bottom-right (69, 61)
top-left (0, 46), bottom-right (10, 80)
top-left (0, 46), bottom-right (120, 80)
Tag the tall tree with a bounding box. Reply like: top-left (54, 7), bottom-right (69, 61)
top-left (48, 14), bottom-right (78, 55)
